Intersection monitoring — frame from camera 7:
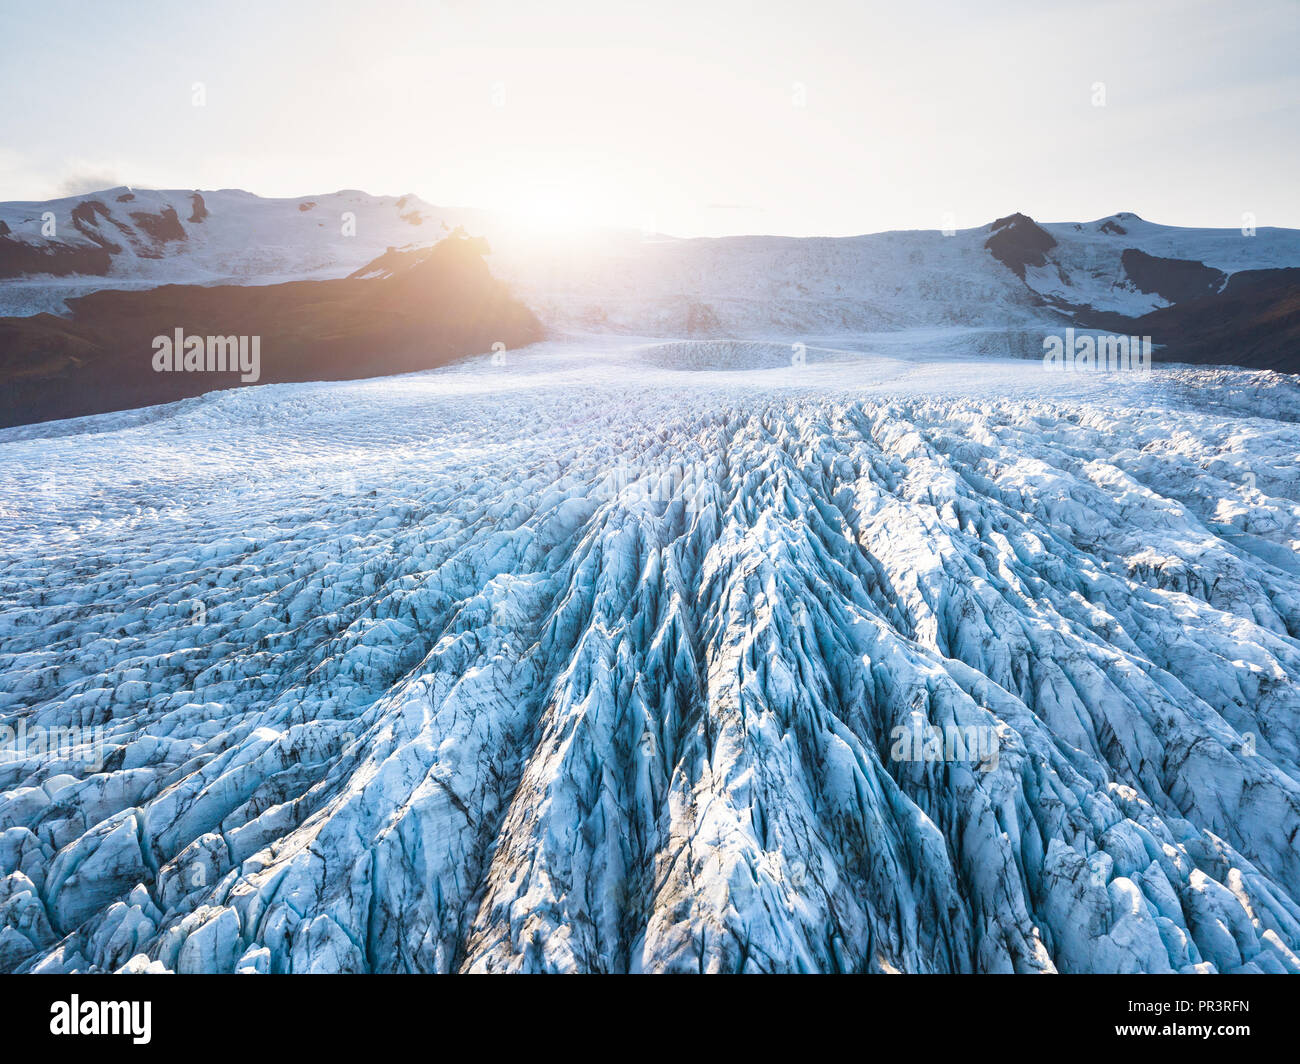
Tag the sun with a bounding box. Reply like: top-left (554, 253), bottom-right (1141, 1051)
top-left (522, 193), bottom-right (597, 231)
top-left (495, 175), bottom-right (628, 240)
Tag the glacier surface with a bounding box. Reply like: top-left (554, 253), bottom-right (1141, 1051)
top-left (2, 339), bottom-right (1300, 973)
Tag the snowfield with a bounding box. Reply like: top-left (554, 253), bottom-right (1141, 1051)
top-left (8, 187), bottom-right (1300, 348)
top-left (2, 338), bottom-right (1300, 973)
top-left (0, 188), bottom-right (469, 317)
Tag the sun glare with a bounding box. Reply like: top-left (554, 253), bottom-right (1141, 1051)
top-left (493, 175), bottom-right (631, 241)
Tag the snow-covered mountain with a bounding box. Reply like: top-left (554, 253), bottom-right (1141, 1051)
top-left (0, 187), bottom-right (477, 317)
top-left (488, 211), bottom-right (1300, 341)
top-left (6, 189), bottom-right (1300, 358)
top-left (2, 339), bottom-right (1300, 973)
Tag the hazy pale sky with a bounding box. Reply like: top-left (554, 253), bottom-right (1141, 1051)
top-left (2, 0), bottom-right (1296, 236)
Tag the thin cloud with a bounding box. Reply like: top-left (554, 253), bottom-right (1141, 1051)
top-left (56, 169), bottom-right (124, 197)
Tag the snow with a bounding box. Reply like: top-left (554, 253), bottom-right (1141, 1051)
top-left (481, 215), bottom-right (1300, 337)
top-left (0, 188), bottom-right (466, 316)
top-left (2, 337), bottom-right (1299, 972)
top-left (8, 191), bottom-right (1300, 343)
top-left (1027, 214), bottom-right (1300, 317)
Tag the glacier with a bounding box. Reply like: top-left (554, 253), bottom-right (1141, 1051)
top-left (2, 337), bottom-right (1300, 974)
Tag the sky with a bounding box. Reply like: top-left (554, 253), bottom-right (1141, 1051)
top-left (1, 0), bottom-right (1296, 237)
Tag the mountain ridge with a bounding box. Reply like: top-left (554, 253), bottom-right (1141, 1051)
top-left (0, 233), bottom-right (541, 428)
top-left (3, 189), bottom-right (1300, 430)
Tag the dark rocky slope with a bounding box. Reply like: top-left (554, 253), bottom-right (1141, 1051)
top-left (1081, 267), bottom-right (1300, 372)
top-left (0, 235), bottom-right (542, 428)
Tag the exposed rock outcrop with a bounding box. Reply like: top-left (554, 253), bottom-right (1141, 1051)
top-left (984, 212), bottom-right (1058, 278)
top-left (1120, 248), bottom-right (1226, 304)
